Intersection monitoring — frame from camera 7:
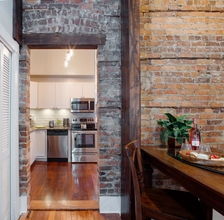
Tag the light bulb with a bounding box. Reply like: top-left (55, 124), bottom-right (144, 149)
top-left (64, 60), bottom-right (68, 67)
top-left (66, 52), bottom-right (71, 61)
top-left (69, 49), bottom-right (73, 57)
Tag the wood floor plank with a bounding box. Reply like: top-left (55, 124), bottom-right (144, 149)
top-left (54, 211), bottom-right (62, 220)
top-left (19, 211), bottom-right (121, 220)
top-left (48, 211), bottom-right (55, 220)
top-left (43, 210), bottom-right (51, 220)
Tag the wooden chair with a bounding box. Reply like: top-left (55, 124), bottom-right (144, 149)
top-left (125, 140), bottom-right (208, 220)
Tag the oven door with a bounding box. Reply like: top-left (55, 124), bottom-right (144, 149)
top-left (71, 130), bottom-right (97, 153)
top-left (71, 130), bottom-right (97, 162)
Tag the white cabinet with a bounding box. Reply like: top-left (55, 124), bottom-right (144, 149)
top-left (83, 83), bottom-right (95, 98)
top-left (38, 82), bottom-right (71, 109)
top-left (30, 81), bottom-right (38, 108)
top-left (70, 83), bottom-right (95, 98)
top-left (38, 83), bottom-right (55, 108)
top-left (35, 130), bottom-right (47, 160)
top-left (70, 83), bottom-right (82, 98)
top-left (32, 82), bottom-right (95, 109)
top-left (30, 130), bottom-right (47, 163)
top-left (30, 132), bottom-right (36, 165)
top-left (55, 83), bottom-right (71, 108)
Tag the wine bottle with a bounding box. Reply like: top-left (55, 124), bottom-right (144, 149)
top-left (189, 118), bottom-right (201, 150)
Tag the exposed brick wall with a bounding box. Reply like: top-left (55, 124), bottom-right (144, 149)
top-left (19, 0), bottom-right (121, 203)
top-left (141, 59), bottom-right (224, 108)
top-left (98, 108), bottom-right (121, 195)
top-left (19, 45), bottom-right (31, 198)
top-left (140, 0), bottom-right (224, 189)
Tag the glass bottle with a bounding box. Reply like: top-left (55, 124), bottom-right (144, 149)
top-left (189, 118), bottom-right (201, 150)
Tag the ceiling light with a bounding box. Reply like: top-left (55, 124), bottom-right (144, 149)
top-left (64, 60), bottom-right (68, 68)
top-left (64, 49), bottom-right (73, 67)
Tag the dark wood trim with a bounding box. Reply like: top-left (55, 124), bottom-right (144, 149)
top-left (23, 33), bottom-right (106, 49)
top-left (121, 0), bottom-right (140, 219)
top-left (13, 0), bottom-right (22, 45)
top-left (121, 0), bottom-right (140, 152)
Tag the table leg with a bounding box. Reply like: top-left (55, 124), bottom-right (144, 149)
top-left (143, 162), bottom-right (153, 188)
top-left (200, 200), bottom-right (213, 220)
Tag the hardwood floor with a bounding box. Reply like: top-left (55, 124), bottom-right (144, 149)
top-left (19, 161), bottom-right (121, 219)
top-left (29, 161), bottom-right (98, 210)
top-left (19, 211), bottom-right (121, 220)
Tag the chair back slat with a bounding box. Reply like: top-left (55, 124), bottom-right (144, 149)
top-left (133, 141), bottom-right (145, 193)
top-left (125, 146), bottom-right (142, 220)
top-left (125, 140), bottom-right (145, 194)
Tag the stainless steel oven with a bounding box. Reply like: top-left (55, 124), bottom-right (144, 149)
top-left (71, 118), bottom-right (97, 162)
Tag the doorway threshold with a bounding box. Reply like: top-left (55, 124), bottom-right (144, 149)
top-left (29, 199), bottom-right (99, 210)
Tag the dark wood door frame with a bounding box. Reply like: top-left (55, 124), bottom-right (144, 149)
top-left (21, 32), bottom-right (106, 211)
top-left (23, 33), bottom-right (106, 49)
top-left (13, 0), bottom-right (22, 45)
top-left (121, 0), bottom-right (140, 219)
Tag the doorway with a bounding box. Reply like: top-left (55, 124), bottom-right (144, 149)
top-left (28, 48), bottom-right (99, 210)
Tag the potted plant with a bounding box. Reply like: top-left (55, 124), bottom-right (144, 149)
top-left (157, 113), bottom-right (192, 148)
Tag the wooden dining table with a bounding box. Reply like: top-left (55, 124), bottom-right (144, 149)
top-left (141, 146), bottom-right (224, 217)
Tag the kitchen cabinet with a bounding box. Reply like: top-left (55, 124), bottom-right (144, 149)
top-left (30, 130), bottom-right (47, 162)
top-left (35, 130), bottom-right (47, 160)
top-left (70, 83), bottom-right (95, 98)
top-left (38, 83), bottom-right (55, 108)
top-left (30, 132), bottom-right (36, 165)
top-left (55, 83), bottom-right (71, 108)
top-left (30, 81), bottom-right (38, 108)
top-left (32, 82), bottom-right (95, 109)
top-left (38, 82), bottom-right (70, 109)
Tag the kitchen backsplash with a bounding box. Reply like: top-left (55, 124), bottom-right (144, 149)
top-left (30, 109), bottom-right (96, 127)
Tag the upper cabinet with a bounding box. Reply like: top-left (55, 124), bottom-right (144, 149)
top-left (30, 81), bottom-right (38, 108)
top-left (30, 49), bottom-right (96, 76)
top-left (82, 83), bottom-right (95, 98)
top-left (31, 82), bottom-right (94, 109)
top-left (55, 83), bottom-right (71, 108)
top-left (38, 83), bottom-right (71, 109)
top-left (38, 83), bottom-right (55, 108)
top-left (70, 83), bottom-right (95, 98)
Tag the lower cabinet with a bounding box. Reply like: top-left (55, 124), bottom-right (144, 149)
top-left (30, 130), bottom-right (47, 163)
top-left (35, 130), bottom-right (47, 160)
top-left (30, 132), bottom-right (36, 165)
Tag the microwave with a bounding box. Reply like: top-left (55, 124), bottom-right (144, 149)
top-left (71, 98), bottom-right (95, 113)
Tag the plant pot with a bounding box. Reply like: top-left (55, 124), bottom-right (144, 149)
top-left (168, 137), bottom-right (182, 148)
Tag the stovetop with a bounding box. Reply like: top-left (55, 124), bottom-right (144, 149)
top-left (71, 118), bottom-right (95, 124)
top-left (71, 118), bottom-right (97, 131)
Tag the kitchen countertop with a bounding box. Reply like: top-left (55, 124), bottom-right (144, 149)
top-left (30, 126), bottom-right (71, 133)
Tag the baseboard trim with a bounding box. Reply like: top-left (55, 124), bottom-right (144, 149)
top-left (99, 196), bottom-right (121, 214)
top-left (20, 196), bottom-right (27, 214)
top-left (213, 210), bottom-right (224, 220)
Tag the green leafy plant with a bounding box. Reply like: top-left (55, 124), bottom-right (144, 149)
top-left (56, 119), bottom-right (62, 126)
top-left (157, 113), bottom-right (192, 144)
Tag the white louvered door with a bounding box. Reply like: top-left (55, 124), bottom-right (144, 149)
top-left (0, 43), bottom-right (11, 220)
